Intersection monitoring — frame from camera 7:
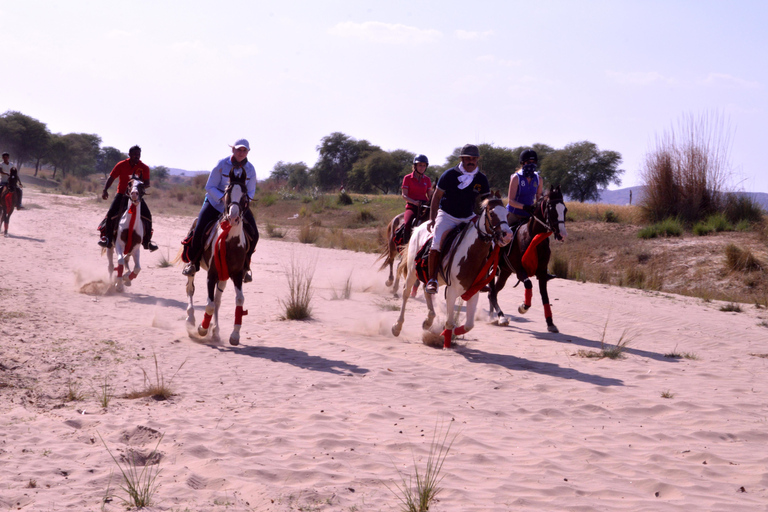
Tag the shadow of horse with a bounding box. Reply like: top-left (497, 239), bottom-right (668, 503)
top-left (1, 234), bottom-right (45, 242)
top-left (124, 293), bottom-right (190, 310)
top-left (458, 346), bottom-right (625, 387)
top-left (211, 344), bottom-right (370, 376)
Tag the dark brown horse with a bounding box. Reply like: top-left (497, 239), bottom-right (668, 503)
top-left (184, 172), bottom-right (254, 345)
top-left (0, 168), bottom-right (22, 237)
top-left (379, 200), bottom-right (430, 297)
top-left (488, 185), bottom-right (567, 333)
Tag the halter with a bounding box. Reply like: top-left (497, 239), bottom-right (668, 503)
top-left (479, 200), bottom-right (510, 244)
top-left (530, 195), bottom-right (565, 238)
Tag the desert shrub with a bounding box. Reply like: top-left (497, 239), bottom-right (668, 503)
top-left (338, 191), bottom-right (353, 205)
top-left (705, 212), bottom-right (733, 232)
top-left (638, 217), bottom-right (683, 239)
top-left (260, 192), bottom-right (277, 207)
top-left (604, 210), bottom-right (619, 223)
top-left (60, 175), bottom-right (89, 195)
top-left (725, 244), bottom-right (763, 272)
top-left (265, 222), bottom-right (284, 238)
top-left (693, 222), bottom-right (714, 236)
top-left (724, 193), bottom-right (765, 224)
top-left (298, 223), bottom-right (320, 244)
top-left (640, 112), bottom-right (731, 224)
top-left (550, 254), bottom-right (569, 279)
top-left (357, 209), bottom-right (376, 223)
top-left (281, 257), bottom-right (315, 320)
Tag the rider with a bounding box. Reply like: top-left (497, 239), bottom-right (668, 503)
top-left (182, 139), bottom-right (259, 283)
top-left (401, 154), bottom-right (432, 243)
top-left (98, 145), bottom-right (157, 251)
top-left (507, 148), bottom-right (543, 224)
top-left (0, 152), bottom-right (22, 209)
top-left (424, 144), bottom-right (490, 295)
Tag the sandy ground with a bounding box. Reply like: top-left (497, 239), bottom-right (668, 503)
top-left (1, 188), bottom-right (768, 512)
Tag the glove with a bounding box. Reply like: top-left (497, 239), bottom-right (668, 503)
top-left (523, 204), bottom-right (535, 215)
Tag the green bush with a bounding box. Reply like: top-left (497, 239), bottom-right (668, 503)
top-left (338, 191), bottom-right (353, 205)
top-left (638, 217), bottom-right (683, 239)
top-left (693, 222), bottom-right (713, 236)
top-left (604, 210), bottom-right (619, 223)
top-left (724, 193), bottom-right (765, 224)
top-left (705, 212), bottom-right (733, 232)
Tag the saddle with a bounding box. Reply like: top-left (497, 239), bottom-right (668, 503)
top-left (97, 197), bottom-right (151, 249)
top-left (180, 216), bottom-right (257, 264)
top-left (413, 220), bottom-right (473, 285)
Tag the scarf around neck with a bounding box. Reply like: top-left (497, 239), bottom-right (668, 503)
top-left (457, 162), bottom-right (478, 190)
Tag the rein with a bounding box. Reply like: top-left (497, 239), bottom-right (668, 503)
top-left (124, 203), bottom-right (138, 253)
top-left (213, 220), bottom-right (232, 281)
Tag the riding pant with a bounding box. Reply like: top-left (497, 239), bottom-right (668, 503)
top-left (402, 203), bottom-right (419, 240)
top-left (431, 209), bottom-right (474, 253)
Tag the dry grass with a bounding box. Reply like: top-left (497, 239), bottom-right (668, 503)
top-left (576, 316), bottom-right (634, 359)
top-left (124, 353), bottom-right (185, 400)
top-left (99, 432), bottom-right (163, 509)
top-left (281, 255), bottom-right (315, 320)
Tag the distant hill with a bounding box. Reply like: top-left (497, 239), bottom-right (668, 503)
top-left (168, 167), bottom-right (208, 176)
top-left (586, 186), bottom-right (768, 212)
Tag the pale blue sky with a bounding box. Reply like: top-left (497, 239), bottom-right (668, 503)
top-left (2, 1), bottom-right (766, 191)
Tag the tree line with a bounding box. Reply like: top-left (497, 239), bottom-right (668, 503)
top-left (1, 110), bottom-right (623, 201)
top-left (0, 110), bottom-right (169, 183)
top-left (269, 132), bottom-right (624, 202)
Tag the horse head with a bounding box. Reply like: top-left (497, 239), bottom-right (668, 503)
top-left (544, 185), bottom-right (568, 241)
top-left (223, 172), bottom-right (249, 227)
top-left (482, 190), bottom-right (513, 246)
top-left (127, 176), bottom-right (145, 205)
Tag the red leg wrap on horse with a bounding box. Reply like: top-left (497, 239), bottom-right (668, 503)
top-left (525, 288), bottom-right (532, 307)
top-left (454, 325), bottom-right (467, 336)
top-left (441, 329), bottom-right (452, 349)
top-left (128, 272), bottom-right (137, 281)
top-left (116, 265), bottom-right (123, 278)
top-left (202, 313), bottom-right (212, 329)
top-left (543, 303), bottom-right (552, 319)
top-left (235, 306), bottom-right (249, 325)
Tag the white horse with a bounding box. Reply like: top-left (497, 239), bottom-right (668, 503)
top-left (107, 178), bottom-right (144, 293)
top-left (392, 193), bottom-right (513, 348)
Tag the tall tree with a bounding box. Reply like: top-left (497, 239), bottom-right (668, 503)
top-left (0, 111), bottom-right (51, 171)
top-left (348, 150), bottom-right (402, 194)
top-left (151, 165), bottom-right (170, 185)
top-left (540, 141), bottom-right (623, 202)
top-left (97, 146), bottom-right (127, 177)
top-left (311, 132), bottom-right (380, 190)
top-left (45, 133), bottom-right (102, 178)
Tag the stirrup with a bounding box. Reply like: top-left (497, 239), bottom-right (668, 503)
top-left (97, 237), bottom-right (109, 248)
top-left (425, 279), bottom-right (438, 294)
top-left (182, 263), bottom-right (197, 276)
top-left (148, 241), bottom-right (159, 252)
top-left (243, 269), bottom-right (252, 283)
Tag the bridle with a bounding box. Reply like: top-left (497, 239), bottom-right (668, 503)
top-left (224, 180), bottom-right (249, 220)
top-left (479, 199), bottom-right (511, 244)
top-left (530, 194), bottom-right (566, 241)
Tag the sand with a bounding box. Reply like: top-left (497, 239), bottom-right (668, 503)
top-left (1, 188), bottom-right (768, 511)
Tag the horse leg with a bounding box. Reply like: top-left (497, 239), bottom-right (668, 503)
top-left (391, 264), bottom-right (419, 337)
top-left (198, 272), bottom-right (217, 337)
top-left (460, 295), bottom-right (480, 334)
top-left (440, 287), bottom-right (460, 349)
top-left (539, 277), bottom-right (558, 333)
top-left (518, 278), bottom-right (533, 314)
top-left (385, 243), bottom-right (395, 288)
top-left (106, 247), bottom-right (115, 282)
top-left (489, 267), bottom-right (512, 326)
top-left (185, 275), bottom-right (196, 326)
top-left (212, 279), bottom-right (226, 341)
top-left (230, 279), bottom-right (245, 346)
top-left (124, 248), bottom-right (141, 285)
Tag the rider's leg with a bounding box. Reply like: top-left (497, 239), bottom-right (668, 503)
top-left (242, 208), bottom-right (259, 283)
top-left (402, 205), bottom-right (416, 242)
top-left (425, 249), bottom-right (440, 294)
top-left (183, 200), bottom-right (221, 275)
top-left (15, 188), bottom-right (22, 208)
top-left (99, 193), bottom-right (125, 247)
top-left (140, 199), bottom-right (157, 251)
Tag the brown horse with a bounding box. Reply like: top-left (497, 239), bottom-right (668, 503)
top-left (379, 201), bottom-right (431, 296)
top-left (487, 185), bottom-right (567, 332)
top-left (184, 172), bottom-right (255, 345)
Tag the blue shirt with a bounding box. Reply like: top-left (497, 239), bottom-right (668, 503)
top-left (205, 156), bottom-right (257, 213)
top-left (507, 170), bottom-right (539, 217)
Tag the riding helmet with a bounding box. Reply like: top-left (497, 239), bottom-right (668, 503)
top-left (519, 149), bottom-right (538, 164)
top-left (413, 154), bottom-right (429, 166)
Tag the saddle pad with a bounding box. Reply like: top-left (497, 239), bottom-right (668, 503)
top-left (414, 238), bottom-right (432, 284)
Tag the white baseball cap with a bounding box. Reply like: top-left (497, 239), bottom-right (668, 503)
top-left (232, 139), bottom-right (250, 150)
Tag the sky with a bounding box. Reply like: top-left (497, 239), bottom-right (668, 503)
top-left (1, 0), bottom-right (767, 192)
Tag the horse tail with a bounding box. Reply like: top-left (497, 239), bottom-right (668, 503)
top-left (171, 246), bottom-right (185, 265)
top-left (396, 243), bottom-right (409, 280)
top-left (376, 221), bottom-right (395, 271)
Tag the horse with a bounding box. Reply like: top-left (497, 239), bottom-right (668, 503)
top-left (379, 200), bottom-right (430, 297)
top-left (487, 185), bottom-right (567, 333)
top-left (184, 172), bottom-right (254, 346)
top-left (0, 168), bottom-right (21, 236)
top-left (105, 177), bottom-right (145, 292)
top-left (391, 192), bottom-right (514, 349)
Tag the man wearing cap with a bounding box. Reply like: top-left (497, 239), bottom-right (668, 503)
top-left (182, 139), bottom-right (259, 283)
top-left (424, 144), bottom-right (490, 294)
top-left (98, 145), bottom-right (156, 250)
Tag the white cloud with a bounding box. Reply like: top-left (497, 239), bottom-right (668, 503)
top-left (455, 29), bottom-right (494, 40)
top-left (476, 55), bottom-right (523, 67)
top-left (328, 21), bottom-right (441, 44)
top-left (699, 73), bottom-right (760, 89)
top-left (228, 44), bottom-right (260, 58)
top-left (606, 70), bottom-right (677, 85)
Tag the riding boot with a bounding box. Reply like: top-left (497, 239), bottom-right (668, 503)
top-left (425, 250), bottom-right (439, 294)
top-left (243, 256), bottom-right (253, 283)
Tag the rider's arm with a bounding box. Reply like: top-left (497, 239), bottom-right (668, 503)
top-left (401, 185), bottom-right (419, 206)
top-left (429, 188), bottom-right (444, 223)
top-left (507, 174), bottom-right (525, 209)
top-left (205, 165), bottom-right (225, 203)
top-left (246, 164), bottom-right (257, 200)
top-left (142, 166), bottom-right (150, 188)
top-left (102, 176), bottom-right (116, 199)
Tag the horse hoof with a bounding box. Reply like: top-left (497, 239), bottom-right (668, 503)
top-left (385, 278), bottom-right (394, 287)
top-left (498, 316), bottom-right (509, 326)
top-left (547, 324), bottom-right (559, 333)
top-left (518, 304), bottom-right (530, 315)
top-left (229, 334), bottom-right (240, 346)
top-left (393, 292), bottom-right (399, 299)
top-left (198, 326), bottom-right (208, 336)
top-left (392, 323), bottom-right (402, 337)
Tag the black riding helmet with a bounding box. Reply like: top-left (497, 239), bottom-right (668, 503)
top-left (519, 149), bottom-right (538, 164)
top-left (413, 154), bottom-right (429, 166)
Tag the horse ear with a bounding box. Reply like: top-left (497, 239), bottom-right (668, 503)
top-left (494, 190), bottom-right (501, 199)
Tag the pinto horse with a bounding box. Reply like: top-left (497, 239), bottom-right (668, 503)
top-left (392, 192), bottom-right (513, 349)
top-left (185, 172), bottom-right (254, 346)
top-left (106, 177), bottom-right (145, 292)
top-left (488, 185), bottom-right (567, 333)
top-left (0, 168), bottom-right (21, 236)
top-left (379, 201), bottom-right (430, 297)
